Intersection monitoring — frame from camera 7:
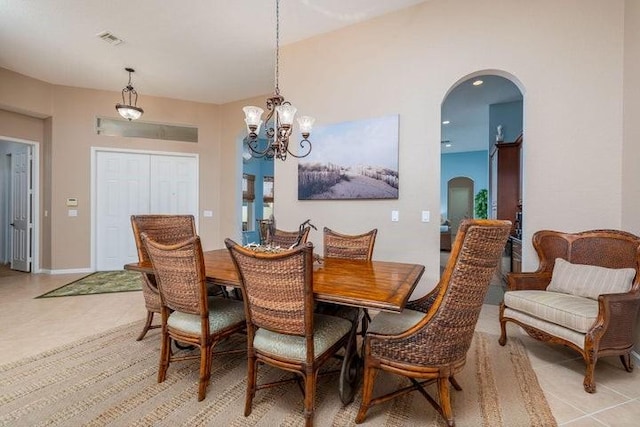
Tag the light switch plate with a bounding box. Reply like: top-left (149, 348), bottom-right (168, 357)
top-left (421, 210), bottom-right (430, 222)
top-left (391, 210), bottom-right (399, 222)
top-left (68, 209), bottom-right (78, 217)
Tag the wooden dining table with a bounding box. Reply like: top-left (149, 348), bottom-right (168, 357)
top-left (124, 248), bottom-right (425, 403)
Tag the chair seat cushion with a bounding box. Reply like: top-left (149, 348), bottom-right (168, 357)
top-left (253, 314), bottom-right (352, 362)
top-left (167, 297), bottom-right (245, 335)
top-left (503, 290), bottom-right (598, 333)
top-left (547, 258), bottom-right (635, 300)
top-left (368, 309), bottom-right (425, 335)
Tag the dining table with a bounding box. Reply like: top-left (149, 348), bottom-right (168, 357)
top-left (125, 248), bottom-right (425, 403)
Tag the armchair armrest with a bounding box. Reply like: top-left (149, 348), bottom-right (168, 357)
top-left (506, 272), bottom-right (552, 291)
top-left (589, 291), bottom-right (640, 347)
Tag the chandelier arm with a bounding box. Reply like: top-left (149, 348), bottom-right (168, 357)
top-left (245, 136), bottom-right (275, 159)
top-left (286, 138), bottom-right (313, 158)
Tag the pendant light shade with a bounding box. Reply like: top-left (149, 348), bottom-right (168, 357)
top-left (116, 67), bottom-right (144, 121)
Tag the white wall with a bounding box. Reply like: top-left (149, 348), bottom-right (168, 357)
top-left (271, 0), bottom-right (627, 297)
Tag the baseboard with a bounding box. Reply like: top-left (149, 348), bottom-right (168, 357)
top-left (631, 350), bottom-right (640, 365)
top-left (45, 268), bottom-right (94, 275)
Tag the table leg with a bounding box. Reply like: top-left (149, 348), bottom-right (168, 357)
top-left (339, 308), bottom-right (364, 404)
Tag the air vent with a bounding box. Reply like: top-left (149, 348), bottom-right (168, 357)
top-left (96, 31), bottom-right (123, 46)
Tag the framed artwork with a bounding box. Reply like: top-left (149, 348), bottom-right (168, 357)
top-left (298, 114), bottom-right (399, 200)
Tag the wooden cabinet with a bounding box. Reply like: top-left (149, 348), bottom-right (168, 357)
top-left (490, 132), bottom-right (522, 236)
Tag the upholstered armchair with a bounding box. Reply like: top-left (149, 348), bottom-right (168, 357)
top-left (499, 229), bottom-right (640, 393)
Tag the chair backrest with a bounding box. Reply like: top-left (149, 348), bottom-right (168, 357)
top-left (142, 234), bottom-right (208, 317)
top-left (375, 219), bottom-right (511, 366)
top-left (131, 215), bottom-right (197, 263)
top-left (225, 239), bottom-right (314, 337)
top-left (323, 227), bottom-right (377, 260)
top-left (531, 229), bottom-right (640, 285)
top-left (269, 226), bottom-right (311, 249)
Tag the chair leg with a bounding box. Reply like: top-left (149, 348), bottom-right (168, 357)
top-left (583, 352), bottom-right (597, 393)
top-left (197, 342), bottom-right (210, 401)
top-left (158, 329), bottom-right (171, 383)
top-left (620, 353), bottom-right (634, 372)
top-left (137, 311), bottom-right (155, 341)
top-left (438, 377), bottom-right (455, 427)
top-left (303, 370), bottom-right (316, 427)
top-left (449, 375), bottom-right (462, 391)
top-left (245, 354), bottom-right (257, 416)
top-left (498, 317), bottom-right (508, 346)
top-left (355, 361), bottom-right (379, 424)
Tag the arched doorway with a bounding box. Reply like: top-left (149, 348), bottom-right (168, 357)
top-left (440, 73), bottom-right (524, 277)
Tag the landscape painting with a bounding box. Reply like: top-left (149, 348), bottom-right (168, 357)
top-left (298, 115), bottom-right (399, 200)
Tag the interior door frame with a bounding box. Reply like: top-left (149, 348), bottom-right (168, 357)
top-left (90, 147), bottom-right (199, 271)
top-left (0, 135), bottom-right (40, 273)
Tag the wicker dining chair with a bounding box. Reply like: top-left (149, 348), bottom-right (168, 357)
top-left (320, 227), bottom-right (378, 330)
top-left (355, 219), bottom-right (511, 426)
top-left (225, 239), bottom-right (352, 427)
top-left (268, 226), bottom-right (311, 248)
top-left (142, 234), bottom-right (246, 401)
top-left (130, 214), bottom-right (198, 341)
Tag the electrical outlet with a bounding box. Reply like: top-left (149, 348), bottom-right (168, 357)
top-left (391, 210), bottom-right (399, 222)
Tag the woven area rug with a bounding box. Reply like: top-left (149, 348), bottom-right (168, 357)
top-left (36, 271), bottom-right (142, 298)
top-left (0, 321), bottom-right (555, 426)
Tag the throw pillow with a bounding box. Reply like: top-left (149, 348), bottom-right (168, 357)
top-left (547, 258), bottom-right (636, 300)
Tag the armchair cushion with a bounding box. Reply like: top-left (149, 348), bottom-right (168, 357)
top-left (503, 290), bottom-right (598, 333)
top-left (547, 258), bottom-right (635, 300)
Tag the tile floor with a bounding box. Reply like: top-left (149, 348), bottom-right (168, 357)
top-left (2, 266), bottom-right (640, 426)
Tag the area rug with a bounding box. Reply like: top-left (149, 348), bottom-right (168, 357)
top-left (0, 321), bottom-right (556, 426)
top-left (36, 270), bottom-right (142, 298)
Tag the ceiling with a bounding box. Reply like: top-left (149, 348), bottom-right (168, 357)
top-left (0, 0), bottom-right (427, 104)
top-left (1, 1), bottom-right (522, 153)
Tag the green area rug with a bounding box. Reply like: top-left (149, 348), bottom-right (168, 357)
top-left (37, 270), bottom-right (142, 298)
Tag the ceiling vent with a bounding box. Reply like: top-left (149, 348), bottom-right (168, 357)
top-left (96, 31), bottom-right (123, 46)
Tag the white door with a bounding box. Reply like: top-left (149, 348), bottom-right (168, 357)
top-left (150, 155), bottom-right (197, 214)
top-left (95, 151), bottom-right (198, 271)
top-left (96, 152), bottom-right (151, 270)
top-left (10, 145), bottom-right (32, 272)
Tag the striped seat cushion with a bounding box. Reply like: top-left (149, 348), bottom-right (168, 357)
top-left (503, 290), bottom-right (598, 333)
top-left (547, 258), bottom-right (635, 300)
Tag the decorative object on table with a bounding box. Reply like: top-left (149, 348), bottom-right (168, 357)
top-left (242, 0), bottom-right (315, 161)
top-left (356, 219), bottom-right (512, 426)
top-left (499, 229), bottom-right (640, 393)
top-left (36, 270), bottom-right (142, 298)
top-left (115, 67), bottom-right (144, 121)
top-left (496, 124), bottom-right (504, 142)
top-left (225, 240), bottom-right (352, 427)
top-left (0, 320), bottom-right (556, 426)
top-left (298, 115), bottom-right (399, 200)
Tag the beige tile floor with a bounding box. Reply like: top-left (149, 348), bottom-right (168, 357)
top-left (2, 267), bottom-right (640, 426)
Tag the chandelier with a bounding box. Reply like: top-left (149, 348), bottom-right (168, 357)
top-left (242, 0), bottom-right (315, 161)
top-left (115, 67), bottom-right (144, 121)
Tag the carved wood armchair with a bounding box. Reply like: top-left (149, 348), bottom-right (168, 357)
top-left (499, 229), bottom-right (640, 393)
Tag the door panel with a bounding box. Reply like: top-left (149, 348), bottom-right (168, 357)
top-left (10, 145), bottom-right (31, 272)
top-left (96, 152), bottom-right (150, 270)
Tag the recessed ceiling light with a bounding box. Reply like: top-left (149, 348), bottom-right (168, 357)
top-left (442, 120), bottom-right (450, 125)
top-left (473, 80), bottom-right (483, 86)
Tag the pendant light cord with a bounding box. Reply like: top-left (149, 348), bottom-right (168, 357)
top-left (274, 0), bottom-right (280, 95)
